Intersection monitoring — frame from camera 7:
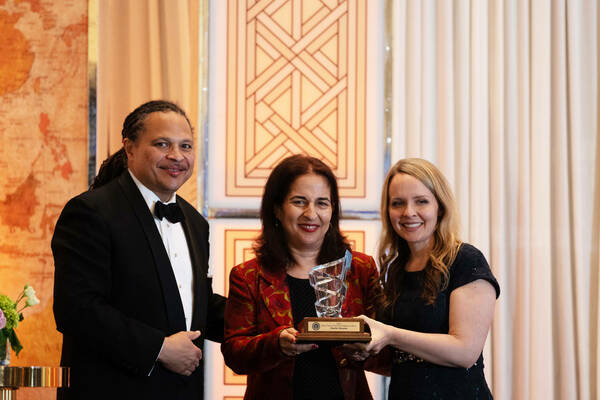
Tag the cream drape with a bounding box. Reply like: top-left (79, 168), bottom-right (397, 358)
top-left (389, 1), bottom-right (599, 399)
top-left (97, 0), bottom-right (199, 204)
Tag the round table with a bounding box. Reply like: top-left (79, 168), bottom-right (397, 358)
top-left (0, 366), bottom-right (69, 400)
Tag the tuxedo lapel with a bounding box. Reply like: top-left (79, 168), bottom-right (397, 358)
top-left (118, 173), bottom-right (187, 333)
top-left (259, 270), bottom-right (293, 327)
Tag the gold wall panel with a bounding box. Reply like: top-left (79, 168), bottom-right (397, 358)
top-left (224, 364), bottom-right (247, 385)
top-left (223, 229), bottom-right (257, 385)
top-left (226, 0), bottom-right (366, 198)
top-left (223, 228), bottom-right (365, 294)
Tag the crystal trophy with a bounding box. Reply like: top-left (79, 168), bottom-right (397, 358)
top-left (296, 250), bottom-right (371, 343)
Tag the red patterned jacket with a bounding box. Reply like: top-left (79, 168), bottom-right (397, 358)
top-left (221, 251), bottom-right (380, 400)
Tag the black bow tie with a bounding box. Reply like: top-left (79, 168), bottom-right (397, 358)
top-left (154, 201), bottom-right (185, 223)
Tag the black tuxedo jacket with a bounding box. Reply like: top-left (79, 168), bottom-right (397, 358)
top-left (52, 172), bottom-right (225, 400)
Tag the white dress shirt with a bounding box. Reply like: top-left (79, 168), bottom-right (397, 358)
top-left (129, 170), bottom-right (194, 331)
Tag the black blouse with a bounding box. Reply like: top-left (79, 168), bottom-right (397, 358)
top-left (286, 275), bottom-right (344, 400)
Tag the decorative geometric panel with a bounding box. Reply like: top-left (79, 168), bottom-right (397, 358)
top-left (226, 0), bottom-right (367, 191)
top-left (221, 227), bottom-right (364, 385)
top-left (223, 229), bottom-right (256, 386)
top-left (344, 230), bottom-right (365, 251)
top-left (208, 0), bottom-right (384, 211)
top-left (226, 0), bottom-right (366, 197)
top-left (205, 219), bottom-right (384, 399)
top-left (224, 230), bottom-right (260, 296)
top-left (224, 364), bottom-right (247, 385)
top-left (205, 219), bottom-right (261, 399)
top-left (223, 229), bottom-right (364, 294)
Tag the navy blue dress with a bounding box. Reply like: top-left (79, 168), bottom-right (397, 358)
top-left (387, 243), bottom-right (500, 399)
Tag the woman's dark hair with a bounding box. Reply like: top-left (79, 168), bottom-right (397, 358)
top-left (254, 154), bottom-right (350, 273)
top-left (90, 100), bottom-right (192, 189)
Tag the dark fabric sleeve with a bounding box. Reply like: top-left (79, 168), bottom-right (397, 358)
top-left (203, 280), bottom-right (226, 343)
top-left (448, 243), bottom-right (500, 298)
top-left (201, 221), bottom-right (225, 343)
top-left (52, 196), bottom-right (165, 376)
top-left (180, 200), bottom-right (226, 343)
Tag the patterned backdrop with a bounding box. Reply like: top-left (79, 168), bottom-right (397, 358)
top-left (208, 0), bottom-right (383, 211)
top-left (204, 219), bottom-right (383, 399)
top-left (204, 1), bottom-right (385, 397)
top-left (0, 1), bottom-right (88, 399)
top-left (224, 0), bottom-right (366, 197)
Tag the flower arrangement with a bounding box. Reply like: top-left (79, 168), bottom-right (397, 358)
top-left (0, 284), bottom-right (40, 361)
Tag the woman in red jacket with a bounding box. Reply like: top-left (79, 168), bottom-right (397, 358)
top-left (222, 155), bottom-right (380, 400)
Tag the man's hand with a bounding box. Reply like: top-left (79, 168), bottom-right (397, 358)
top-left (157, 331), bottom-right (203, 376)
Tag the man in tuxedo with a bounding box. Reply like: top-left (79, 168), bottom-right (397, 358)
top-left (52, 100), bottom-right (225, 399)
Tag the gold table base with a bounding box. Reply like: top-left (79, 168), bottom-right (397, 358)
top-left (0, 389), bottom-right (16, 400)
top-left (0, 367), bottom-right (69, 399)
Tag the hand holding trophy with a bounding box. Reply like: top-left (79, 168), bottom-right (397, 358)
top-left (296, 250), bottom-right (371, 343)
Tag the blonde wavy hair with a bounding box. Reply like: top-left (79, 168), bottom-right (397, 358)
top-left (377, 158), bottom-right (462, 307)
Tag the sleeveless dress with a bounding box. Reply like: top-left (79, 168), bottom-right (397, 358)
top-left (387, 243), bottom-right (500, 399)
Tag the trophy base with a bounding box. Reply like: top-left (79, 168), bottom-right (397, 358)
top-left (296, 317), bottom-right (371, 343)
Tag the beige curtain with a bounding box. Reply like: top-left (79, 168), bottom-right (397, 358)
top-left (97, 0), bottom-right (199, 204)
top-left (389, 0), bottom-right (599, 399)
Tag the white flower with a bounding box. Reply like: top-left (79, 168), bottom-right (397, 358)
top-left (24, 285), bottom-right (36, 299)
top-left (26, 294), bottom-right (40, 307)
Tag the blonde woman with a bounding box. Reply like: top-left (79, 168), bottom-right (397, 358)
top-left (353, 158), bottom-right (500, 399)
